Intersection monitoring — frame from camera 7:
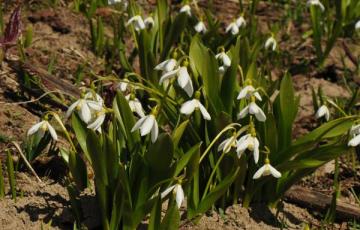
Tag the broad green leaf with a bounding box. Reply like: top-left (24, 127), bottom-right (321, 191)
top-left (68, 150), bottom-right (88, 190)
top-left (172, 120), bottom-right (189, 148)
top-left (175, 143), bottom-right (201, 177)
top-left (146, 133), bottom-right (174, 172)
top-left (71, 113), bottom-right (91, 162)
top-left (87, 131), bottom-right (108, 186)
top-left (160, 199), bottom-right (180, 230)
top-left (148, 197), bottom-right (162, 230)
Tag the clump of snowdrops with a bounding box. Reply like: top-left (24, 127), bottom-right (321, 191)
top-left (24, 0), bottom-right (360, 229)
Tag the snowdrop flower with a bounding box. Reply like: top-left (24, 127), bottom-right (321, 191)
top-left (161, 183), bottom-right (184, 209)
top-left (226, 21), bottom-right (239, 35)
top-left (237, 85), bottom-right (262, 101)
top-left (307, 0), bottom-right (325, 12)
top-left (159, 66), bottom-right (194, 97)
top-left (253, 158), bottom-right (281, 179)
top-left (236, 133), bottom-right (260, 163)
top-left (355, 20), bottom-right (360, 31)
top-left (180, 98), bottom-right (211, 120)
top-left (125, 94), bottom-right (145, 117)
top-left (131, 110), bottom-right (159, 143)
top-left (118, 79), bottom-right (130, 92)
top-left (265, 36), bottom-right (277, 51)
top-left (218, 134), bottom-right (237, 153)
top-left (84, 91), bottom-right (104, 106)
top-left (126, 15), bottom-right (145, 31)
top-left (348, 124), bottom-right (360, 147)
top-left (87, 109), bottom-right (106, 133)
top-left (180, 4), bottom-right (191, 16)
top-left (215, 50), bottom-right (231, 74)
top-left (144, 16), bottom-right (155, 29)
top-left (315, 105), bottom-right (330, 121)
top-left (238, 97), bottom-right (266, 122)
top-left (194, 21), bottom-right (207, 34)
top-left (66, 98), bottom-right (93, 124)
top-left (27, 120), bottom-right (58, 141)
top-left (236, 16), bottom-right (246, 28)
top-left (155, 58), bottom-right (177, 73)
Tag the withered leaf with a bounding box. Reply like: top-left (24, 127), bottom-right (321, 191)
top-left (0, 6), bottom-right (22, 47)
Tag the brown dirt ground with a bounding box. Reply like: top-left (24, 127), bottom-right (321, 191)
top-left (0, 0), bottom-right (359, 229)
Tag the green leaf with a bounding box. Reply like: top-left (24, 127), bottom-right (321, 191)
top-left (148, 197), bottom-right (162, 230)
top-left (145, 134), bottom-right (174, 172)
top-left (175, 143), bottom-right (201, 177)
top-left (71, 113), bottom-right (91, 162)
top-left (68, 150), bottom-right (88, 190)
top-left (160, 199), bottom-right (180, 230)
top-left (87, 131), bottom-right (108, 186)
top-left (172, 120), bottom-right (189, 148)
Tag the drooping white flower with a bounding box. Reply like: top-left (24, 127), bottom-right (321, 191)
top-left (27, 120), bottom-right (58, 141)
top-left (315, 105), bottom-right (330, 121)
top-left (348, 124), bottom-right (360, 147)
top-left (154, 59), bottom-right (177, 73)
top-left (194, 21), bottom-right (207, 34)
top-left (66, 99), bottom-right (93, 124)
top-left (84, 91), bottom-right (104, 106)
top-left (144, 16), bottom-right (155, 29)
top-left (236, 16), bottom-right (246, 28)
top-left (253, 159), bottom-right (281, 179)
top-left (226, 22), bottom-right (239, 35)
top-left (215, 51), bottom-right (231, 68)
top-left (180, 99), bottom-right (211, 120)
top-left (265, 36), bottom-right (277, 51)
top-left (125, 94), bottom-right (145, 117)
top-left (159, 66), bottom-right (194, 97)
top-left (180, 4), bottom-right (191, 16)
top-left (161, 184), bottom-right (184, 209)
top-left (131, 114), bottom-right (159, 143)
top-left (307, 0), bottom-right (325, 12)
top-left (355, 20), bottom-right (360, 31)
top-left (218, 135), bottom-right (237, 153)
top-left (126, 15), bottom-right (146, 31)
top-left (118, 79), bottom-right (130, 92)
top-left (236, 134), bottom-right (260, 163)
top-left (238, 101), bottom-right (266, 122)
top-left (87, 109), bottom-right (106, 133)
top-left (237, 85), bottom-right (262, 101)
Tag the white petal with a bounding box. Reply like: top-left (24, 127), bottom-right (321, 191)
top-left (131, 116), bottom-right (147, 132)
top-left (194, 21), bottom-right (206, 33)
top-left (159, 68), bottom-right (179, 84)
top-left (198, 101), bottom-right (211, 120)
top-left (253, 92), bottom-right (262, 101)
top-left (155, 59), bottom-right (170, 71)
top-left (237, 105), bottom-right (249, 119)
top-left (66, 100), bottom-right (80, 118)
top-left (183, 80), bottom-right (194, 97)
top-left (348, 134), bottom-right (360, 147)
top-left (140, 115), bottom-right (155, 136)
top-left (218, 138), bottom-right (229, 152)
top-left (27, 121), bottom-right (44, 136)
top-left (180, 5), bottom-right (191, 16)
top-left (175, 184), bottom-right (184, 209)
top-left (253, 165), bottom-right (267, 179)
top-left (87, 114), bottom-right (106, 131)
top-left (46, 122), bottom-right (58, 141)
top-left (134, 101), bottom-right (145, 117)
top-left (177, 67), bottom-right (190, 88)
top-left (237, 86), bottom-right (255, 100)
top-left (180, 100), bottom-right (197, 115)
top-left (268, 164), bottom-right (282, 178)
top-left (236, 16), bottom-right (246, 28)
top-left (144, 17), bottom-right (154, 28)
top-left (151, 119), bottom-right (159, 143)
top-left (87, 101), bottom-right (103, 111)
top-left (356, 20), bottom-right (360, 30)
top-left (80, 103), bottom-right (92, 124)
top-left (249, 102), bottom-right (260, 114)
top-left (236, 136), bottom-right (251, 157)
top-left (253, 137), bottom-right (260, 163)
top-left (160, 185), bottom-right (176, 199)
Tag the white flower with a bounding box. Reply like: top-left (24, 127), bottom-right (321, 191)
top-left (194, 21), bottom-right (207, 34)
top-left (161, 184), bottom-right (184, 209)
top-left (180, 99), bottom-right (211, 120)
top-left (253, 160), bottom-right (281, 179)
top-left (144, 16), bottom-right (155, 29)
top-left (87, 109), bottom-right (106, 132)
top-left (265, 36), bottom-right (277, 51)
top-left (125, 94), bottom-right (145, 117)
top-left (348, 124), bottom-right (360, 147)
top-left (215, 51), bottom-right (231, 68)
top-left (108, 0), bottom-right (121, 5)
top-left (238, 102), bottom-right (266, 122)
top-left (66, 99), bottom-right (94, 124)
top-left (131, 114), bottom-right (159, 143)
top-left (225, 22), bottom-right (239, 35)
top-left (355, 20), bottom-right (360, 30)
top-left (315, 105), bottom-right (330, 121)
top-left (126, 15), bottom-right (145, 31)
top-left (236, 16), bottom-right (246, 28)
top-left (236, 134), bottom-right (259, 163)
top-left (27, 120), bottom-right (58, 141)
top-left (180, 4), bottom-right (191, 16)
top-left (307, 0), bottom-right (325, 12)
top-left (218, 135), bottom-right (237, 153)
top-left (154, 59), bottom-right (177, 73)
top-left (118, 79), bottom-right (129, 92)
top-left (159, 66), bottom-right (194, 97)
top-left (84, 91), bottom-right (104, 106)
top-left (237, 85), bottom-right (262, 101)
